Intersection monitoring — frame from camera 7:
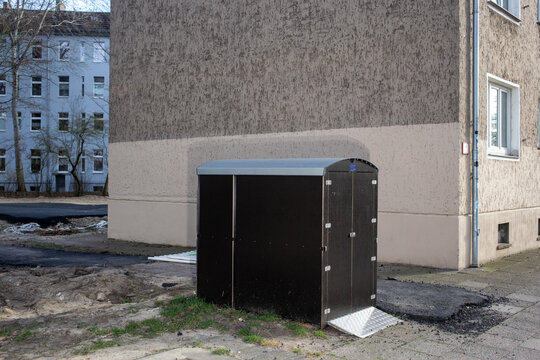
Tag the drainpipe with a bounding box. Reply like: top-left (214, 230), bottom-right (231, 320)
top-left (471, 0), bottom-right (480, 268)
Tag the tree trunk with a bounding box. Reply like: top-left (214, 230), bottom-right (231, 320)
top-left (102, 173), bottom-right (108, 196)
top-left (70, 170), bottom-right (83, 196)
top-left (10, 66), bottom-right (26, 192)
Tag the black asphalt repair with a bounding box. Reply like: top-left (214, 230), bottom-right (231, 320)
top-left (0, 245), bottom-right (148, 267)
top-left (0, 203), bottom-right (107, 227)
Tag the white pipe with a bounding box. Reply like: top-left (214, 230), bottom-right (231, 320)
top-left (472, 0), bottom-right (480, 268)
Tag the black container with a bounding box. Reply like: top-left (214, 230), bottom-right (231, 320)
top-left (196, 158), bottom-right (378, 327)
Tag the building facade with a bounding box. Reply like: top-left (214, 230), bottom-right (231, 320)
top-left (109, 0), bottom-right (540, 269)
top-left (0, 10), bottom-right (109, 193)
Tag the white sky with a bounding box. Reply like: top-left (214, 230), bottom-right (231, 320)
top-left (64, 0), bottom-right (110, 12)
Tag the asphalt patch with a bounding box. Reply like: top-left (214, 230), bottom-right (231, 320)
top-left (377, 279), bottom-right (506, 334)
top-left (0, 244), bottom-right (149, 267)
top-left (0, 203), bottom-right (107, 227)
top-left (377, 279), bottom-right (489, 321)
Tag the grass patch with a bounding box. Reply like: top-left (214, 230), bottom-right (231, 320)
top-left (212, 348), bottom-right (231, 356)
top-left (255, 311), bottom-right (281, 322)
top-left (74, 340), bottom-right (119, 355)
top-left (0, 327), bottom-right (15, 337)
top-left (307, 352), bottom-right (321, 357)
top-left (312, 330), bottom-right (328, 339)
top-left (243, 334), bottom-right (265, 344)
top-left (285, 322), bottom-right (307, 336)
top-left (14, 330), bottom-right (32, 342)
top-left (293, 349), bottom-right (302, 354)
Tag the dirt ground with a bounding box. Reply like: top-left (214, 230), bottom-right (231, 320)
top-left (0, 216), bottom-right (358, 359)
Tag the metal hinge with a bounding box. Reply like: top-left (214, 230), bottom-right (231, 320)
top-left (325, 265), bottom-right (331, 272)
top-left (372, 180), bottom-right (377, 185)
top-left (371, 218), bottom-right (377, 223)
top-left (370, 294), bottom-right (376, 300)
top-left (371, 256), bottom-right (377, 262)
top-left (349, 232), bottom-right (356, 238)
top-left (325, 223), bottom-right (332, 229)
top-left (325, 180), bottom-right (332, 185)
top-left (321, 246), bottom-right (328, 252)
top-left (324, 308), bottom-right (331, 315)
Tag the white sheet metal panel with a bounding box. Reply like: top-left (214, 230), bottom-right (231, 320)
top-left (149, 250), bottom-right (197, 264)
top-left (196, 158), bottom-right (345, 176)
top-left (328, 307), bottom-right (402, 338)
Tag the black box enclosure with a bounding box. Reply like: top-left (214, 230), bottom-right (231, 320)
top-left (196, 158), bottom-right (378, 327)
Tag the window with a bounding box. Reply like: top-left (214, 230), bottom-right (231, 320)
top-left (0, 149), bottom-right (5, 172)
top-left (497, 222), bottom-right (510, 250)
top-left (488, 0), bottom-right (521, 20)
top-left (94, 113), bottom-right (104, 131)
top-left (0, 112), bottom-right (5, 131)
top-left (81, 76), bottom-right (85, 96)
top-left (80, 43), bottom-right (85, 62)
top-left (93, 42), bottom-right (106, 62)
top-left (58, 149), bottom-right (68, 172)
top-left (93, 76), bottom-right (104, 97)
top-left (93, 149), bottom-right (103, 172)
top-left (93, 185), bottom-right (104, 192)
top-left (31, 112), bottom-right (41, 131)
top-left (487, 75), bottom-right (520, 158)
top-left (0, 74), bottom-right (6, 95)
top-left (30, 149), bottom-right (41, 173)
top-left (17, 112), bottom-right (21, 129)
top-left (59, 41), bottom-right (70, 60)
top-left (31, 76), bottom-right (42, 96)
top-left (32, 43), bottom-right (42, 59)
top-left (81, 156), bottom-right (86, 173)
top-left (59, 76), bottom-right (69, 97)
top-left (58, 112), bottom-right (69, 131)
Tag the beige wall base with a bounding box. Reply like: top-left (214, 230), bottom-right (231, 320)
top-left (378, 212), bottom-right (460, 269)
top-left (108, 199), bottom-right (197, 247)
top-left (477, 207), bottom-right (540, 264)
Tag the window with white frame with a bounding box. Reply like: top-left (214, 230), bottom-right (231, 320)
top-left (32, 43), bottom-right (42, 59)
top-left (0, 74), bottom-right (6, 95)
top-left (81, 76), bottom-right (85, 96)
top-left (31, 76), bottom-right (42, 96)
top-left (58, 112), bottom-right (69, 131)
top-left (488, 0), bottom-right (521, 19)
top-left (0, 149), bottom-right (5, 172)
top-left (80, 43), bottom-right (85, 62)
top-left (17, 112), bottom-right (21, 129)
top-left (0, 112), bottom-right (5, 131)
top-left (93, 76), bottom-right (104, 97)
top-left (537, 100), bottom-right (540, 148)
top-left (59, 76), bottom-right (69, 97)
top-left (93, 42), bottom-right (106, 62)
top-left (93, 149), bottom-right (103, 172)
top-left (59, 41), bottom-right (70, 60)
top-left (31, 112), bottom-right (41, 131)
top-left (81, 155), bottom-right (86, 173)
top-left (94, 113), bottom-right (104, 131)
top-left (30, 149), bottom-right (41, 173)
top-left (487, 75), bottom-right (520, 158)
top-left (58, 149), bottom-right (68, 172)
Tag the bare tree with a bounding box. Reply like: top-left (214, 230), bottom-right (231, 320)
top-left (34, 111), bottom-right (101, 196)
top-left (0, 0), bottom-right (98, 191)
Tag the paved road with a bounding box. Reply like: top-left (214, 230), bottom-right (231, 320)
top-left (0, 202), bottom-right (107, 226)
top-left (0, 244), bottom-right (147, 267)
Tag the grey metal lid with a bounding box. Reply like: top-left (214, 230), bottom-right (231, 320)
top-left (197, 158), bottom-right (356, 176)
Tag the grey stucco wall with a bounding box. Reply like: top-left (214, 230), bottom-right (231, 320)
top-left (110, 0), bottom-right (460, 143)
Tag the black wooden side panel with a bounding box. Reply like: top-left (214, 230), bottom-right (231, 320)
top-left (235, 176), bottom-right (322, 324)
top-left (352, 172), bottom-right (375, 310)
top-left (197, 175), bottom-right (233, 306)
top-left (326, 171), bottom-right (352, 321)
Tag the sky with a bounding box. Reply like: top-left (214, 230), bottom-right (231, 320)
top-left (64, 0), bottom-right (110, 12)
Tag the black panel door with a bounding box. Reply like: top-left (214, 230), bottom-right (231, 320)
top-left (326, 172), bottom-right (352, 321)
top-left (197, 175), bottom-right (233, 305)
top-left (352, 172), bottom-right (376, 309)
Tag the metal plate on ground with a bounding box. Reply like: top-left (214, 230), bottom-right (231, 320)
top-left (149, 250), bottom-right (197, 264)
top-left (328, 307), bottom-right (401, 338)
